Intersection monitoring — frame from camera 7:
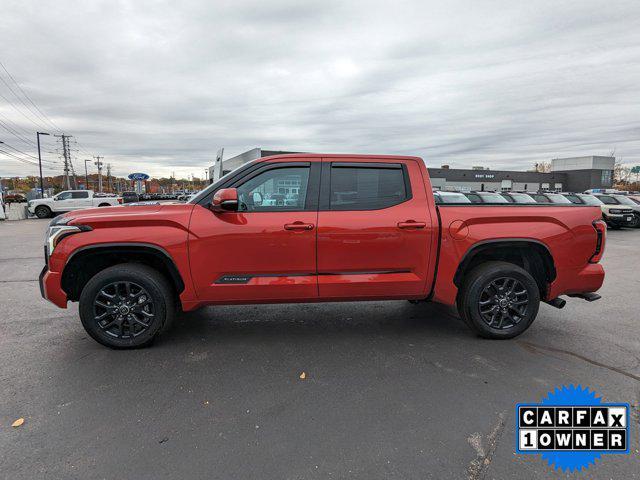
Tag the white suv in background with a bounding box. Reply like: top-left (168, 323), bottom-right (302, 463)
top-left (593, 193), bottom-right (640, 228)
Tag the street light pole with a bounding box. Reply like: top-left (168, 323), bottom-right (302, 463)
top-left (36, 132), bottom-right (50, 198)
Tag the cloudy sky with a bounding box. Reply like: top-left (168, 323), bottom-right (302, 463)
top-left (1, 0), bottom-right (639, 179)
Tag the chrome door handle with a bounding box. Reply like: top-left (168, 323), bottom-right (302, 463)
top-left (284, 222), bottom-right (315, 231)
top-left (397, 221), bottom-right (426, 229)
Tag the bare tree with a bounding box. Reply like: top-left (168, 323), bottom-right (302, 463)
top-left (533, 161), bottom-right (551, 173)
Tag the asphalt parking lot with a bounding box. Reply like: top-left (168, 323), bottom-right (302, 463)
top-left (1, 219), bottom-right (639, 479)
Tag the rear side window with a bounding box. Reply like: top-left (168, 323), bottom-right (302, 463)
top-left (465, 193), bottom-right (482, 203)
top-left (329, 165), bottom-right (408, 210)
top-left (72, 191), bottom-right (89, 199)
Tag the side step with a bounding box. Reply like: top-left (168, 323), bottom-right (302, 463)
top-left (568, 292), bottom-right (602, 302)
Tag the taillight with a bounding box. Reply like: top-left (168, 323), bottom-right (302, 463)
top-left (118, 198), bottom-right (123, 204)
top-left (589, 220), bottom-right (606, 263)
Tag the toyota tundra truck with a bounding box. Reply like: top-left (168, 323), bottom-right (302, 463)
top-left (39, 154), bottom-right (606, 348)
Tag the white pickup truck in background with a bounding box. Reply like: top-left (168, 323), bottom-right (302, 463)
top-left (28, 190), bottom-right (121, 218)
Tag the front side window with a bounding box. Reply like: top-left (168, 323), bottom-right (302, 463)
top-left (330, 165), bottom-right (407, 210)
top-left (236, 167), bottom-right (309, 212)
top-left (56, 192), bottom-right (72, 201)
top-left (72, 191), bottom-right (89, 199)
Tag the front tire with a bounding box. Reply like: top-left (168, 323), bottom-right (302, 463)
top-left (34, 205), bottom-right (52, 218)
top-left (457, 261), bottom-right (540, 339)
top-left (629, 214), bottom-right (640, 228)
top-left (79, 264), bottom-right (175, 349)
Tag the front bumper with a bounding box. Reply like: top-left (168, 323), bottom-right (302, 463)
top-left (38, 265), bottom-right (67, 308)
top-left (603, 213), bottom-right (634, 227)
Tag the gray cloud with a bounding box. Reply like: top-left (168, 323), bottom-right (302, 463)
top-left (1, 0), bottom-right (639, 178)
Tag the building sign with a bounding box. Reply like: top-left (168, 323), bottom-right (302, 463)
top-left (474, 173), bottom-right (495, 179)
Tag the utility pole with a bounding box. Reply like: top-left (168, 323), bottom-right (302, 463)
top-left (94, 156), bottom-right (104, 192)
top-left (84, 159), bottom-right (91, 190)
top-left (36, 132), bottom-right (50, 198)
top-left (106, 163), bottom-right (111, 193)
top-left (55, 134), bottom-right (73, 190)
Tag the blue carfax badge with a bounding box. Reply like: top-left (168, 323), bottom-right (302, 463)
top-left (516, 384), bottom-right (630, 472)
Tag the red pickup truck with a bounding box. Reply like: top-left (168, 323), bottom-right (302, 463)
top-left (40, 154), bottom-right (606, 348)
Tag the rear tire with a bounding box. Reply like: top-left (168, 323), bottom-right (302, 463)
top-left (35, 205), bottom-right (52, 218)
top-left (98, 203), bottom-right (110, 207)
top-left (457, 261), bottom-right (540, 339)
top-left (79, 264), bottom-right (175, 349)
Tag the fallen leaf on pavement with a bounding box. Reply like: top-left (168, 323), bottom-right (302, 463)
top-left (299, 372), bottom-right (306, 379)
top-left (12, 418), bottom-right (24, 428)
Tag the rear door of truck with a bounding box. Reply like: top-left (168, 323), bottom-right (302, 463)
top-left (316, 157), bottom-right (435, 298)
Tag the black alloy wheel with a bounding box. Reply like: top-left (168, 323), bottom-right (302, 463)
top-left (79, 263), bottom-right (174, 349)
top-left (93, 281), bottom-right (155, 339)
top-left (478, 277), bottom-right (529, 330)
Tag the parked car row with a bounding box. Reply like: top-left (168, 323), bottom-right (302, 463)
top-left (433, 190), bottom-right (640, 229)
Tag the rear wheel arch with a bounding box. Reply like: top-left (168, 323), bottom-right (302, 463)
top-left (61, 243), bottom-right (185, 302)
top-left (454, 239), bottom-right (556, 298)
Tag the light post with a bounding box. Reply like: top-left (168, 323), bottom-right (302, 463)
top-left (36, 132), bottom-right (49, 198)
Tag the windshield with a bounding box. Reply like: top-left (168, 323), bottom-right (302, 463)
top-left (479, 193), bottom-right (508, 203)
top-left (577, 194), bottom-right (603, 206)
top-left (545, 193), bottom-right (572, 204)
top-left (437, 193), bottom-right (471, 204)
top-left (614, 195), bottom-right (638, 206)
top-left (508, 193), bottom-right (535, 203)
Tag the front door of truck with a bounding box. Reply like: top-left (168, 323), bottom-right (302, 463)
top-left (188, 160), bottom-right (321, 303)
top-left (53, 191), bottom-right (75, 211)
top-left (316, 159), bottom-right (433, 298)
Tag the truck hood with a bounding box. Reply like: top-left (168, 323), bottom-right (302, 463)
top-left (61, 202), bottom-right (194, 225)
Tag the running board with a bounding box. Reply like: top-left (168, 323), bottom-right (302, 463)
top-left (567, 292), bottom-right (602, 302)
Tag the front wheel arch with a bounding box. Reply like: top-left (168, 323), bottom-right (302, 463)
top-left (61, 244), bottom-right (185, 302)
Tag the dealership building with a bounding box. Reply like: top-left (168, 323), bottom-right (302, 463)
top-left (209, 149), bottom-right (615, 193)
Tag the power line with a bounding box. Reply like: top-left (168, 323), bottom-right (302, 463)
top-left (0, 61), bottom-right (62, 133)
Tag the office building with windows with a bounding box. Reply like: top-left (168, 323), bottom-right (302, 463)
top-left (210, 151), bottom-right (615, 194)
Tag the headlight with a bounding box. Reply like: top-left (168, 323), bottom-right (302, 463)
top-left (609, 209), bottom-right (622, 214)
top-left (44, 222), bottom-right (91, 258)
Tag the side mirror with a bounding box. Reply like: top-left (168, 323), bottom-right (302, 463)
top-left (210, 188), bottom-right (239, 213)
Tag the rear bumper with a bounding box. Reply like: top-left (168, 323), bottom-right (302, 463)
top-left (39, 265), bottom-right (67, 308)
top-left (547, 263), bottom-right (604, 301)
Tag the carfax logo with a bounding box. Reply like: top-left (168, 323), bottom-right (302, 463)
top-left (516, 385), bottom-right (630, 472)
